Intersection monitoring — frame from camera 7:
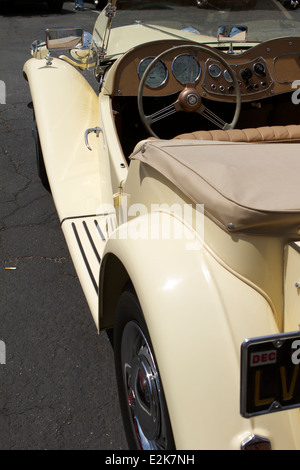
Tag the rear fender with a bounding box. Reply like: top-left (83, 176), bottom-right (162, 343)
top-left (99, 212), bottom-right (300, 449)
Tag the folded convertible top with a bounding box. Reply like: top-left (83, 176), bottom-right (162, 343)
top-left (130, 139), bottom-right (300, 237)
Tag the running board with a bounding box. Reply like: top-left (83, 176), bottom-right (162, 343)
top-left (61, 213), bottom-right (117, 328)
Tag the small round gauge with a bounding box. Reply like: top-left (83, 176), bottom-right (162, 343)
top-left (137, 57), bottom-right (168, 88)
top-left (253, 62), bottom-right (266, 77)
top-left (208, 63), bottom-right (222, 78)
top-left (172, 54), bottom-right (201, 85)
top-left (224, 69), bottom-right (233, 83)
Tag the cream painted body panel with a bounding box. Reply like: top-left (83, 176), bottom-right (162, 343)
top-left (121, 158), bottom-right (291, 331)
top-left (284, 242), bottom-right (300, 332)
top-left (24, 57), bottom-right (102, 220)
top-left (104, 24), bottom-right (214, 59)
top-left (23, 57), bottom-right (126, 324)
top-left (101, 213), bottom-right (300, 449)
top-left (102, 159), bottom-right (300, 449)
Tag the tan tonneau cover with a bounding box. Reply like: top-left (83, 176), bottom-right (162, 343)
top-left (131, 139), bottom-right (300, 236)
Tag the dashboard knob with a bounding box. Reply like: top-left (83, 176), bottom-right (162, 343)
top-left (240, 68), bottom-right (253, 81)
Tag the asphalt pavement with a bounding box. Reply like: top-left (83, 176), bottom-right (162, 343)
top-left (0, 0), bottom-right (127, 450)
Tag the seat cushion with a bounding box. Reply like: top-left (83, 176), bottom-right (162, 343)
top-left (130, 139), bottom-right (300, 236)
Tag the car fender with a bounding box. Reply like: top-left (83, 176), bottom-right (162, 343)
top-left (23, 57), bottom-right (100, 221)
top-left (100, 212), bottom-right (300, 449)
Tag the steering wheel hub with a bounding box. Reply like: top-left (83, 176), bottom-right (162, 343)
top-left (187, 93), bottom-right (199, 106)
top-left (178, 86), bottom-right (202, 111)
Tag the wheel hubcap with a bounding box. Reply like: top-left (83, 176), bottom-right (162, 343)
top-left (121, 321), bottom-right (166, 449)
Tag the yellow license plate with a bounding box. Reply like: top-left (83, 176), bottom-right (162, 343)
top-left (241, 331), bottom-right (300, 418)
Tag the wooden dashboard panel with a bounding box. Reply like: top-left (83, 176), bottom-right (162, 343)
top-left (109, 37), bottom-right (300, 103)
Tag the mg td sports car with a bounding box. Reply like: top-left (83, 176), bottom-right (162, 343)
top-left (24, 0), bottom-right (300, 450)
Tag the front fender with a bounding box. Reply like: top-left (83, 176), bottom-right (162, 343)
top-left (23, 57), bottom-right (100, 221)
top-left (100, 212), bottom-right (300, 449)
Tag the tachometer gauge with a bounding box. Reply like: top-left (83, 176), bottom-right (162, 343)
top-left (137, 57), bottom-right (168, 88)
top-left (172, 54), bottom-right (201, 85)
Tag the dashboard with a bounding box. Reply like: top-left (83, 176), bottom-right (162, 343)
top-left (108, 36), bottom-right (300, 103)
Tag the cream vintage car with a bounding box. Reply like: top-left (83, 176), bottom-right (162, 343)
top-left (24, 0), bottom-right (300, 450)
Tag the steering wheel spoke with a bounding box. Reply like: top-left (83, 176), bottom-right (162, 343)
top-left (197, 104), bottom-right (228, 129)
top-left (146, 101), bottom-right (180, 125)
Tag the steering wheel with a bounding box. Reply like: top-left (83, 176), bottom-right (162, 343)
top-left (137, 44), bottom-right (241, 138)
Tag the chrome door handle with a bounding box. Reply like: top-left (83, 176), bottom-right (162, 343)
top-left (84, 127), bottom-right (102, 151)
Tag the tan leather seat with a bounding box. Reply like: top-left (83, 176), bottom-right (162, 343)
top-left (174, 125), bottom-right (300, 143)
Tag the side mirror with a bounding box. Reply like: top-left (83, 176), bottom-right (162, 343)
top-left (46, 27), bottom-right (84, 51)
top-left (218, 25), bottom-right (248, 42)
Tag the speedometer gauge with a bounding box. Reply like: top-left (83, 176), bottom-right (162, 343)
top-left (172, 54), bottom-right (201, 85)
top-left (137, 57), bottom-right (168, 88)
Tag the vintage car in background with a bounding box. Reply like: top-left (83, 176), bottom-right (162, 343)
top-left (24, 0), bottom-right (300, 450)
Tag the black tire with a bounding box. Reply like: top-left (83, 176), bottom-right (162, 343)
top-left (47, 0), bottom-right (64, 12)
top-left (114, 288), bottom-right (175, 450)
top-left (32, 120), bottom-right (50, 192)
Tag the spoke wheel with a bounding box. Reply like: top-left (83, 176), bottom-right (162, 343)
top-left (114, 289), bottom-right (175, 450)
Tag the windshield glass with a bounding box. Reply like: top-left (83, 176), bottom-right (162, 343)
top-left (98, 0), bottom-right (300, 50)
